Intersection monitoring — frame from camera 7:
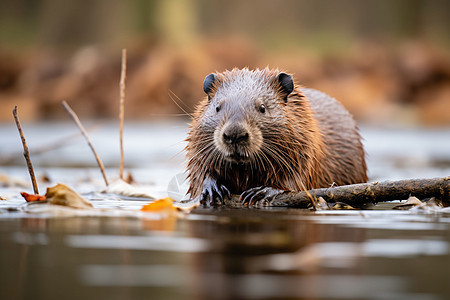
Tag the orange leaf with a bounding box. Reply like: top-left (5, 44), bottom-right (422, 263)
top-left (141, 197), bottom-right (176, 212)
top-left (20, 192), bottom-right (47, 202)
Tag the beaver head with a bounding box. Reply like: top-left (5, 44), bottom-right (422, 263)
top-left (199, 68), bottom-right (294, 164)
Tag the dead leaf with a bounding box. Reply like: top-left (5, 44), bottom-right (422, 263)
top-left (38, 173), bottom-right (51, 183)
top-left (141, 197), bottom-right (178, 231)
top-left (124, 172), bottom-right (134, 184)
top-left (103, 179), bottom-right (155, 199)
top-left (393, 196), bottom-right (422, 210)
top-left (331, 202), bottom-right (355, 210)
top-left (411, 197), bottom-right (444, 212)
top-left (141, 197), bottom-right (176, 213)
top-left (45, 183), bottom-right (93, 209)
top-left (425, 197), bottom-right (443, 207)
top-left (172, 198), bottom-right (200, 212)
top-left (315, 197), bottom-right (330, 210)
top-left (20, 192), bottom-right (47, 202)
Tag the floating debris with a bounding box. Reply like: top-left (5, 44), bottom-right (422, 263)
top-left (331, 202), bottom-right (356, 210)
top-left (392, 196), bottom-right (422, 210)
top-left (141, 197), bottom-right (176, 213)
top-left (103, 179), bottom-right (155, 199)
top-left (45, 183), bottom-right (93, 209)
top-left (315, 197), bottom-right (330, 210)
top-left (20, 192), bottom-right (47, 202)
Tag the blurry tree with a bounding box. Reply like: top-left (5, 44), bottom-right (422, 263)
top-left (155, 0), bottom-right (199, 46)
top-left (1, 0), bottom-right (449, 51)
top-left (0, 0), bottom-right (449, 124)
top-left (37, 0), bottom-right (130, 49)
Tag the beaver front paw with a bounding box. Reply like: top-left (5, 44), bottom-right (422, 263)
top-left (240, 186), bottom-right (283, 207)
top-left (200, 177), bottom-right (231, 207)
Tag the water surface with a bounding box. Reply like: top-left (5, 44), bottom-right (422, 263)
top-left (1, 122), bottom-right (449, 300)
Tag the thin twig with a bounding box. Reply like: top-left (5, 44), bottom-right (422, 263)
top-left (119, 49), bottom-right (127, 180)
top-left (62, 100), bottom-right (109, 186)
top-left (12, 106), bottom-right (39, 194)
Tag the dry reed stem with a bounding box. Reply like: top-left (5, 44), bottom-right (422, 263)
top-left (62, 100), bottom-right (109, 186)
top-left (12, 106), bottom-right (39, 194)
top-left (119, 49), bottom-right (127, 180)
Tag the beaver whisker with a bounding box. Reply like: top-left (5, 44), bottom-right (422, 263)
top-left (258, 146), bottom-right (281, 180)
top-left (265, 139), bottom-right (310, 166)
top-left (252, 151), bottom-right (264, 174)
top-left (261, 143), bottom-right (298, 183)
top-left (188, 142), bottom-right (216, 163)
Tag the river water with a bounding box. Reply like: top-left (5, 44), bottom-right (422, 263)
top-left (1, 121), bottom-right (450, 300)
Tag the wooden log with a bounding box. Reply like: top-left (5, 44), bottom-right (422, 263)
top-left (223, 177), bottom-right (450, 208)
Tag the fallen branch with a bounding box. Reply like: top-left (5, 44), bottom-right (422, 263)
top-left (119, 49), bottom-right (127, 180)
top-left (224, 177), bottom-right (450, 208)
top-left (12, 106), bottom-right (39, 194)
top-left (62, 100), bottom-right (109, 186)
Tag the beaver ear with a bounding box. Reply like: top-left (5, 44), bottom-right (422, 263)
top-left (203, 73), bottom-right (217, 99)
top-left (276, 73), bottom-right (294, 102)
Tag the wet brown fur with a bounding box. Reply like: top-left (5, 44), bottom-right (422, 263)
top-left (186, 68), bottom-right (367, 198)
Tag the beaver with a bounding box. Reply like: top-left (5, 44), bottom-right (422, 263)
top-left (185, 68), bottom-right (367, 206)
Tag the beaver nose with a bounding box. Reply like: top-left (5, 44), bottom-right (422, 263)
top-left (223, 128), bottom-right (249, 144)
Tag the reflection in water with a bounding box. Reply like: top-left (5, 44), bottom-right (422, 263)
top-left (1, 207), bottom-right (450, 299)
top-left (197, 274), bottom-right (408, 299)
top-left (194, 208), bottom-right (449, 299)
top-left (79, 264), bottom-right (189, 287)
top-left (66, 235), bottom-right (209, 252)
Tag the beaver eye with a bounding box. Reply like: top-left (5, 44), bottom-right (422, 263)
top-left (215, 104), bottom-right (221, 113)
top-left (259, 104), bottom-right (266, 113)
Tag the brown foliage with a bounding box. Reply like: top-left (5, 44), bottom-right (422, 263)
top-left (1, 39), bottom-right (449, 125)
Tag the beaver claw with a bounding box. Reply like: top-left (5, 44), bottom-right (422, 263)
top-left (200, 177), bottom-right (231, 207)
top-left (240, 186), bottom-right (283, 207)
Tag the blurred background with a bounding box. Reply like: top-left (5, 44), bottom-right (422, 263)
top-left (2, 3), bottom-right (450, 299)
top-left (1, 0), bottom-right (449, 126)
